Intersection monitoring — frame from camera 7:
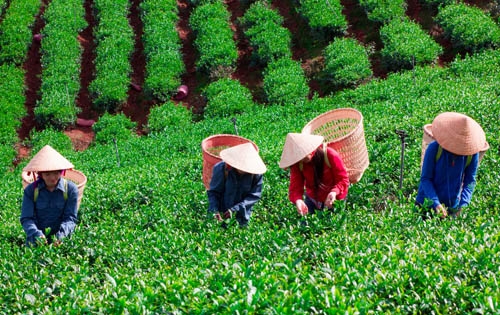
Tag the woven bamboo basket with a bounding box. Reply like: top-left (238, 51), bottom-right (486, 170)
top-left (421, 124), bottom-right (487, 168)
top-left (22, 169), bottom-right (87, 209)
top-left (201, 134), bottom-right (258, 189)
top-left (302, 108), bottom-right (369, 184)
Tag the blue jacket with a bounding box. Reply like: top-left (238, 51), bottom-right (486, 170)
top-left (416, 141), bottom-right (478, 209)
top-left (207, 162), bottom-right (263, 225)
top-left (20, 178), bottom-right (78, 245)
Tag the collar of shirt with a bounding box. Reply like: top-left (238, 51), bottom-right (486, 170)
top-left (37, 178), bottom-right (66, 192)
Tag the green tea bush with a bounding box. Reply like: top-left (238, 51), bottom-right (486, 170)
top-left (92, 113), bottom-right (137, 145)
top-left (298, 0), bottom-right (347, 38)
top-left (244, 21), bottom-right (292, 64)
top-left (436, 3), bottom-right (500, 51)
top-left (240, 1), bottom-right (292, 64)
top-left (0, 146), bottom-right (15, 172)
top-left (0, 66), bottom-right (23, 171)
top-left (147, 101), bottom-right (193, 134)
top-left (190, 1), bottom-right (237, 78)
top-left (2, 49), bottom-right (500, 314)
top-left (186, 0), bottom-right (214, 5)
top-left (34, 99), bottom-right (82, 130)
top-left (0, 0), bottom-right (7, 14)
top-left (359, 0), bottom-right (406, 23)
top-left (263, 57), bottom-right (309, 106)
top-left (89, 0), bottom-right (134, 111)
top-left (0, 0), bottom-right (41, 65)
top-left (202, 78), bottom-right (255, 118)
top-left (0, 64), bottom-right (25, 145)
top-left (239, 0), bottom-right (283, 28)
top-left (380, 18), bottom-right (443, 71)
top-left (141, 0), bottom-right (185, 102)
top-left (420, 0), bottom-right (455, 7)
top-left (28, 128), bottom-right (74, 155)
top-left (323, 37), bottom-right (373, 87)
top-left (34, 0), bottom-right (85, 129)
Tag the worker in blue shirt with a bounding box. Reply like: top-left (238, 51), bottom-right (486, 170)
top-left (416, 112), bottom-right (489, 219)
top-left (21, 145), bottom-right (79, 246)
top-left (207, 142), bottom-right (267, 227)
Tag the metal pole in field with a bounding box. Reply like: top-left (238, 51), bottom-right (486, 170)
top-left (395, 130), bottom-right (408, 190)
top-left (231, 117), bottom-right (239, 136)
top-left (113, 138), bottom-right (121, 167)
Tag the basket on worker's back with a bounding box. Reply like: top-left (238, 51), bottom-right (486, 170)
top-left (22, 169), bottom-right (87, 209)
top-left (201, 134), bottom-right (259, 189)
top-left (421, 124), bottom-right (488, 168)
top-left (302, 108), bottom-right (369, 184)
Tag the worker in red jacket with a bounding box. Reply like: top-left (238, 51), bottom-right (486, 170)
top-left (279, 133), bottom-right (349, 215)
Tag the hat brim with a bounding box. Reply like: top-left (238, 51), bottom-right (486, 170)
top-left (428, 113), bottom-right (488, 155)
top-left (279, 133), bottom-right (324, 169)
top-left (220, 143), bottom-right (267, 174)
top-left (23, 145), bottom-right (74, 172)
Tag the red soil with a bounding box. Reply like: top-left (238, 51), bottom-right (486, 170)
top-left (177, 0), bottom-right (206, 115)
top-left (17, 0), bottom-right (47, 162)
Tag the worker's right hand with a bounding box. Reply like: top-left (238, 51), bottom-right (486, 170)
top-left (435, 204), bottom-right (448, 219)
top-left (295, 200), bottom-right (308, 216)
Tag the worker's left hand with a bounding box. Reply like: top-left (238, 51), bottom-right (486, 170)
top-left (325, 192), bottom-right (337, 208)
top-left (213, 212), bottom-right (223, 222)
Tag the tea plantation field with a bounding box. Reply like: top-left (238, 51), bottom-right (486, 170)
top-left (1, 50), bottom-right (500, 313)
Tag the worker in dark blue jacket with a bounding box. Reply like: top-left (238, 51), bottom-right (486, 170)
top-left (207, 143), bottom-right (267, 227)
top-left (416, 112), bottom-right (489, 218)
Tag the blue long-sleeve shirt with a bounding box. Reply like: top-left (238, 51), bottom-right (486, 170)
top-left (207, 162), bottom-right (263, 225)
top-left (416, 141), bottom-right (478, 209)
top-left (20, 178), bottom-right (78, 245)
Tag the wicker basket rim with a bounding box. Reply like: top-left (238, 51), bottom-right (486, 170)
top-left (423, 124), bottom-right (433, 137)
top-left (201, 134), bottom-right (258, 159)
top-left (303, 108), bottom-right (363, 144)
top-left (22, 169), bottom-right (87, 186)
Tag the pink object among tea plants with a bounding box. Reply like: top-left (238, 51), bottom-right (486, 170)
top-left (174, 85), bottom-right (189, 100)
top-left (76, 118), bottom-right (96, 127)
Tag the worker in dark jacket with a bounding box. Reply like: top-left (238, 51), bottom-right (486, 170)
top-left (416, 112), bottom-right (489, 218)
top-left (21, 145), bottom-right (79, 246)
top-left (207, 143), bottom-right (267, 227)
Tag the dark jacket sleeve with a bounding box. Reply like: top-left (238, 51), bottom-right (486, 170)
top-left (20, 184), bottom-right (44, 241)
top-left (230, 174), bottom-right (263, 214)
top-left (207, 162), bottom-right (226, 212)
top-left (420, 142), bottom-right (441, 208)
top-left (55, 180), bottom-right (79, 240)
top-left (459, 153), bottom-right (479, 209)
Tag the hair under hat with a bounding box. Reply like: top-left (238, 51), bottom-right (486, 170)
top-left (279, 133), bottom-right (324, 169)
top-left (220, 142), bottom-right (267, 174)
top-left (23, 145), bottom-right (74, 172)
top-left (431, 112), bottom-right (488, 156)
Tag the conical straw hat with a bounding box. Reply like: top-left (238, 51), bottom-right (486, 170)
top-left (220, 143), bottom-right (267, 174)
top-left (431, 112), bottom-right (488, 156)
top-left (279, 133), bottom-right (324, 169)
top-left (23, 145), bottom-right (74, 172)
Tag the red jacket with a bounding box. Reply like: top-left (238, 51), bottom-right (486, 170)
top-left (289, 147), bottom-right (349, 204)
